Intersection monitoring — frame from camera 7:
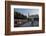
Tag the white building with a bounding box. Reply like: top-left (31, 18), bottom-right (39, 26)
top-left (28, 13), bottom-right (39, 21)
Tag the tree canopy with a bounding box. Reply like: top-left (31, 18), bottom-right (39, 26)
top-left (14, 11), bottom-right (27, 19)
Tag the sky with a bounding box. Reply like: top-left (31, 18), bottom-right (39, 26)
top-left (14, 8), bottom-right (39, 17)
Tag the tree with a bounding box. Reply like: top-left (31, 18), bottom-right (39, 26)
top-left (14, 11), bottom-right (27, 19)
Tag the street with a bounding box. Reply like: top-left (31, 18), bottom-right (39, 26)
top-left (14, 21), bottom-right (39, 27)
top-left (19, 22), bottom-right (32, 27)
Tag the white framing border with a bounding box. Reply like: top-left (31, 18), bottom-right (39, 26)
top-left (11, 5), bottom-right (42, 32)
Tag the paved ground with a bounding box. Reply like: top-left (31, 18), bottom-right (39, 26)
top-left (14, 21), bottom-right (39, 27)
top-left (19, 22), bottom-right (32, 27)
